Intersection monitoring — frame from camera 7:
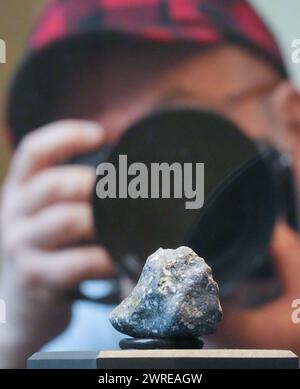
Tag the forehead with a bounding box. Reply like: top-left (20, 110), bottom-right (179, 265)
top-left (162, 44), bottom-right (280, 101)
top-left (61, 42), bottom-right (280, 119)
top-left (98, 43), bottom-right (280, 101)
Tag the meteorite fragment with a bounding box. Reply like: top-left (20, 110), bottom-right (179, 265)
top-left (110, 246), bottom-right (222, 339)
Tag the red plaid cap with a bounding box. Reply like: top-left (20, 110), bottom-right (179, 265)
top-left (7, 0), bottom-right (287, 146)
top-left (30, 0), bottom-right (285, 72)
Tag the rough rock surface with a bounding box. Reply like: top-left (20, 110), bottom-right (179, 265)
top-left (110, 246), bottom-right (222, 338)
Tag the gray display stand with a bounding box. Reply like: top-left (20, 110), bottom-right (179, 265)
top-left (27, 349), bottom-right (298, 369)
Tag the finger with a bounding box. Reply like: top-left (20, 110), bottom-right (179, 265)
top-left (270, 222), bottom-right (300, 293)
top-left (10, 203), bottom-right (94, 249)
top-left (7, 120), bottom-right (105, 185)
top-left (15, 166), bottom-right (96, 215)
top-left (20, 246), bottom-right (116, 290)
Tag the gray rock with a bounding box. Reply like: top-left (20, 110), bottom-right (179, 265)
top-left (110, 246), bottom-right (222, 339)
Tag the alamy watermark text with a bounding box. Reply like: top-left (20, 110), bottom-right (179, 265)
top-left (96, 155), bottom-right (204, 209)
top-left (0, 39), bottom-right (6, 64)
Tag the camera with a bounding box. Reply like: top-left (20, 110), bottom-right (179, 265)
top-left (74, 108), bottom-right (298, 300)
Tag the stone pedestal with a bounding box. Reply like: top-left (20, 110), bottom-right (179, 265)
top-left (27, 349), bottom-right (298, 369)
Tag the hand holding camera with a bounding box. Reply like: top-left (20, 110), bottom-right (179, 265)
top-left (0, 120), bottom-right (115, 368)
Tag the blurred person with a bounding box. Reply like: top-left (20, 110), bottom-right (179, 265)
top-left (1, 0), bottom-right (300, 368)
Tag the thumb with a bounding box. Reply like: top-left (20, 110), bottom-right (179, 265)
top-left (270, 221), bottom-right (300, 293)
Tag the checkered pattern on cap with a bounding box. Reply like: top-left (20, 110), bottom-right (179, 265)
top-left (30, 0), bottom-right (285, 72)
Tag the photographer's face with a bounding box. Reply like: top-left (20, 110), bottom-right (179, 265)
top-left (63, 42), bottom-right (300, 171)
